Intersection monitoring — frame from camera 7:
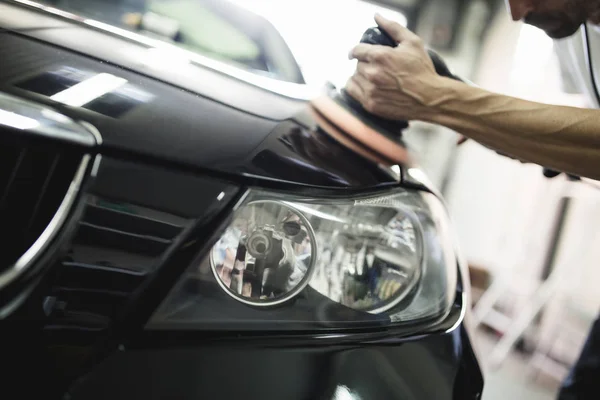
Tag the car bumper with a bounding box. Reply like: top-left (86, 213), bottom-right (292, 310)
top-left (67, 306), bottom-right (483, 400)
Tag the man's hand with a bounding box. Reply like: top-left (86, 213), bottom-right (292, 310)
top-left (346, 14), bottom-right (446, 122)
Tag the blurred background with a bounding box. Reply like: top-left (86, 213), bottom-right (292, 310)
top-left (38, 0), bottom-right (600, 398)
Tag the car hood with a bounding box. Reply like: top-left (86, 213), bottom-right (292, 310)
top-left (0, 1), bottom-right (403, 190)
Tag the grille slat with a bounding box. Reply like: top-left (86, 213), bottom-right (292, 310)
top-left (44, 198), bottom-right (188, 325)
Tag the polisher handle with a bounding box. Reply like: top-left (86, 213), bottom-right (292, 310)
top-left (359, 27), bottom-right (464, 82)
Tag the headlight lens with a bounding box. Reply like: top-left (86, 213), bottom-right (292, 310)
top-left (209, 200), bottom-right (318, 307)
top-left (148, 188), bottom-right (457, 331)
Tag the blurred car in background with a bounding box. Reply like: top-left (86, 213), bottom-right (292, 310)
top-left (38, 0), bottom-right (305, 83)
top-left (0, 1), bottom-right (483, 399)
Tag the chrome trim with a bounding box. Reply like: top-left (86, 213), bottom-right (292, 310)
top-left (445, 292), bottom-right (467, 334)
top-left (209, 200), bottom-right (318, 308)
top-left (79, 120), bottom-right (103, 146)
top-left (11, 0), bottom-right (320, 100)
top-left (90, 154), bottom-right (102, 178)
top-left (0, 91), bottom-right (96, 146)
top-left (0, 155), bottom-right (91, 291)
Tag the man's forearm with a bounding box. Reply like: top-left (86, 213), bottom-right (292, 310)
top-left (421, 78), bottom-right (600, 180)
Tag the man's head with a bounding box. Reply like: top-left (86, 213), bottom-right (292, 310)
top-left (506, 0), bottom-right (600, 39)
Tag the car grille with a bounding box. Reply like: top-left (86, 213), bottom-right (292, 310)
top-left (0, 136), bottom-right (82, 276)
top-left (44, 196), bottom-right (189, 330)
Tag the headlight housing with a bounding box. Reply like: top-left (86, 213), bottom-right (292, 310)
top-left (148, 188), bottom-right (457, 331)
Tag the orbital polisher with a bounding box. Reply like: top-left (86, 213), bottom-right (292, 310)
top-left (310, 26), bottom-right (465, 166)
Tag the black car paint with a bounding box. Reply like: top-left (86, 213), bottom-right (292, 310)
top-left (0, 31), bottom-right (398, 191)
top-left (0, 2), bottom-right (483, 399)
top-left (66, 324), bottom-right (481, 400)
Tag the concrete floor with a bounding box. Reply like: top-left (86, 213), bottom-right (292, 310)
top-left (475, 331), bottom-right (561, 400)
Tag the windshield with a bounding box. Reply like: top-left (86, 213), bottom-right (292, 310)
top-left (36, 0), bottom-right (305, 83)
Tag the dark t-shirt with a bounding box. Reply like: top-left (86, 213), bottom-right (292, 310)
top-left (558, 316), bottom-right (600, 399)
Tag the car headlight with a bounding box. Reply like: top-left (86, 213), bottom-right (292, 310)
top-left (148, 188), bottom-right (457, 331)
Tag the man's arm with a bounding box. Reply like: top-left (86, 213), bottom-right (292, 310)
top-left (347, 15), bottom-right (600, 180)
top-left (427, 79), bottom-right (600, 179)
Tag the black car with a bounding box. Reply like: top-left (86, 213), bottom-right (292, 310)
top-left (0, 1), bottom-right (483, 399)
